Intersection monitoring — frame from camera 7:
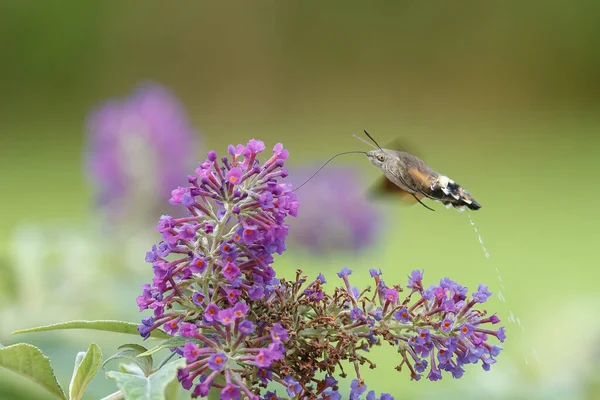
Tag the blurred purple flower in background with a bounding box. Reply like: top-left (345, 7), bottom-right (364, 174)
top-left (84, 82), bottom-right (200, 224)
top-left (287, 164), bottom-right (381, 253)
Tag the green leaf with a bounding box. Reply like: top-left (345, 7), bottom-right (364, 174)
top-left (12, 320), bottom-right (171, 340)
top-left (102, 344), bottom-right (153, 377)
top-left (106, 358), bottom-right (187, 400)
top-left (118, 344), bottom-right (151, 355)
top-left (119, 363), bottom-right (145, 376)
top-left (0, 343), bottom-right (66, 399)
top-left (137, 336), bottom-right (202, 357)
top-left (69, 343), bottom-right (102, 400)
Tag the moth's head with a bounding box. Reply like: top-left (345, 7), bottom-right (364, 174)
top-left (366, 149), bottom-right (395, 169)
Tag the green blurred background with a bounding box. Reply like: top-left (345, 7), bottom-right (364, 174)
top-left (1, 1), bottom-right (599, 399)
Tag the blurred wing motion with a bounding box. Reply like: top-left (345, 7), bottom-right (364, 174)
top-left (367, 137), bottom-right (426, 207)
top-left (384, 137), bottom-right (423, 159)
top-left (368, 175), bottom-right (423, 206)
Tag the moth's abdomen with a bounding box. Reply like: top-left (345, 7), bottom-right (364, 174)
top-left (432, 176), bottom-right (482, 211)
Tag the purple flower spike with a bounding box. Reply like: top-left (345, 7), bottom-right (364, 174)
top-left (85, 83), bottom-right (199, 224)
top-left (287, 164), bottom-right (381, 253)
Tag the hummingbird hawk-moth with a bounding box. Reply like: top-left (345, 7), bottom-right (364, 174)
top-left (361, 130), bottom-right (482, 212)
top-left (293, 130), bottom-right (482, 212)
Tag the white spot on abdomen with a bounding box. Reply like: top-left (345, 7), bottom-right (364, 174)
top-left (438, 175), bottom-right (449, 188)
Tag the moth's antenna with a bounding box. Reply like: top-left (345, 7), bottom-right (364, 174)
top-left (363, 130), bottom-right (384, 152)
top-left (352, 133), bottom-right (377, 149)
top-left (292, 151), bottom-right (367, 192)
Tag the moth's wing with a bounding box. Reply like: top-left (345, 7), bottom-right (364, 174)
top-left (367, 175), bottom-right (423, 206)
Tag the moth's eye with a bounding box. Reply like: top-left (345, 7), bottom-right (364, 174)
top-left (376, 154), bottom-right (385, 162)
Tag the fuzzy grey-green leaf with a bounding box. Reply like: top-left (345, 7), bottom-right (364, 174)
top-left (12, 320), bottom-right (171, 339)
top-left (118, 344), bottom-right (151, 354)
top-left (0, 343), bottom-right (66, 399)
top-left (102, 344), bottom-right (153, 377)
top-left (69, 343), bottom-right (102, 400)
top-left (106, 358), bottom-right (186, 400)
